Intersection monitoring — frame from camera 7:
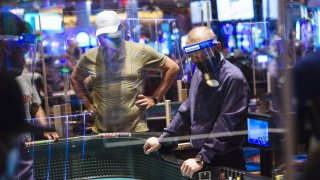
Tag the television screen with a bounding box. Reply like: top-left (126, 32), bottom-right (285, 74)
top-left (190, 1), bottom-right (212, 24)
top-left (37, 13), bottom-right (63, 32)
top-left (217, 0), bottom-right (254, 21)
top-left (247, 114), bottom-right (269, 147)
top-left (24, 13), bottom-right (63, 32)
top-left (256, 55), bottom-right (269, 63)
top-left (24, 13), bottom-right (39, 31)
top-left (263, 0), bottom-right (278, 19)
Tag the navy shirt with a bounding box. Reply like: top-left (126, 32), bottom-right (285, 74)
top-left (159, 57), bottom-right (249, 163)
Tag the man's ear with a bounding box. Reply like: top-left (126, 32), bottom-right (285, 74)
top-left (216, 41), bottom-right (222, 52)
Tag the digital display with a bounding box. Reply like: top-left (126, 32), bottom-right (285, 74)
top-left (257, 55), bottom-right (269, 63)
top-left (217, 0), bottom-right (254, 21)
top-left (24, 13), bottom-right (39, 31)
top-left (24, 13), bottom-right (63, 32)
top-left (37, 13), bottom-right (63, 32)
top-left (247, 117), bottom-right (269, 147)
top-left (263, 0), bottom-right (278, 19)
top-left (190, 1), bottom-right (212, 24)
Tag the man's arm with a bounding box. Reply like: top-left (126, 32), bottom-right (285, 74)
top-left (198, 78), bottom-right (249, 163)
top-left (144, 96), bottom-right (191, 154)
top-left (29, 80), bottom-right (59, 140)
top-left (135, 57), bottom-right (179, 109)
top-left (153, 57), bottom-right (180, 102)
top-left (70, 68), bottom-right (96, 114)
top-left (32, 105), bottom-right (59, 140)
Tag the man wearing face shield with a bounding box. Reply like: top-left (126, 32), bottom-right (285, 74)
top-left (0, 11), bottom-right (55, 179)
top-left (71, 10), bottom-right (179, 133)
top-left (144, 26), bottom-right (249, 178)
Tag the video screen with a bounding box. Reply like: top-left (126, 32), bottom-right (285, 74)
top-left (190, 1), bottom-right (212, 24)
top-left (256, 55), bottom-right (269, 63)
top-left (24, 13), bottom-right (63, 32)
top-left (247, 117), bottom-right (269, 147)
top-left (217, 0), bottom-right (254, 22)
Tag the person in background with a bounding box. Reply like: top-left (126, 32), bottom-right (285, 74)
top-left (144, 26), bottom-right (249, 178)
top-left (66, 38), bottom-right (82, 70)
top-left (16, 63), bottom-right (59, 141)
top-left (0, 11), bottom-right (56, 179)
top-left (71, 10), bottom-right (179, 133)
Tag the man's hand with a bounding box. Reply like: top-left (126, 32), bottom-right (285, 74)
top-left (44, 132), bottom-right (59, 141)
top-left (135, 94), bottom-right (156, 110)
top-left (181, 158), bottom-right (203, 178)
top-left (143, 137), bottom-right (161, 154)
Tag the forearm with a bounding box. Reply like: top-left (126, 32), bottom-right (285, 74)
top-left (34, 106), bottom-right (49, 126)
top-left (159, 100), bottom-right (191, 142)
top-left (153, 64), bottom-right (179, 101)
top-left (71, 78), bottom-right (93, 108)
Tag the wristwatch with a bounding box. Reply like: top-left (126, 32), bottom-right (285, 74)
top-left (195, 154), bottom-right (204, 164)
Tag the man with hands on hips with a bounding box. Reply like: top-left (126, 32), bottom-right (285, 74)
top-left (144, 26), bottom-right (249, 178)
top-left (71, 10), bottom-right (179, 133)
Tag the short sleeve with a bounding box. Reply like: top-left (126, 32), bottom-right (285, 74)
top-left (75, 48), bottom-right (98, 76)
top-left (140, 44), bottom-right (167, 68)
top-left (31, 84), bottom-right (41, 106)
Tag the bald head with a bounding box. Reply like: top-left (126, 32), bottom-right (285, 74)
top-left (186, 26), bottom-right (217, 46)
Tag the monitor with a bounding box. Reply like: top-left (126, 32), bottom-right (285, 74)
top-left (217, 0), bottom-right (254, 22)
top-left (24, 12), bottom-right (63, 33)
top-left (37, 13), bottom-right (63, 32)
top-left (256, 55), bottom-right (269, 63)
top-left (24, 13), bottom-right (39, 31)
top-left (247, 113), bottom-right (271, 147)
top-left (190, 1), bottom-right (212, 24)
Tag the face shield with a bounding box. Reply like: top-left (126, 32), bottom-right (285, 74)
top-left (183, 39), bottom-right (221, 87)
top-left (0, 33), bottom-right (36, 78)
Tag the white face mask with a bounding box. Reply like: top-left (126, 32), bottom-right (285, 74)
top-left (0, 147), bottom-right (18, 179)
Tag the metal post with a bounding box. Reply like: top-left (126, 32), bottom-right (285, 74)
top-left (165, 100), bottom-right (172, 126)
top-left (252, 51), bottom-right (257, 97)
top-left (278, 0), bottom-right (295, 179)
top-left (37, 14), bottom-right (50, 115)
top-left (206, 0), bottom-right (211, 28)
top-left (177, 80), bottom-right (182, 102)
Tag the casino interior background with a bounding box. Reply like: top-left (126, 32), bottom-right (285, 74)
top-left (1, 0), bottom-right (320, 179)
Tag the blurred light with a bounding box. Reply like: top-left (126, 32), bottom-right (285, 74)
top-left (296, 20), bottom-right (301, 40)
top-left (223, 23), bottom-right (233, 35)
top-left (257, 55), bottom-right (269, 63)
top-left (173, 28), bottom-right (179, 34)
top-left (60, 59), bottom-right (66, 65)
top-left (76, 32), bottom-right (90, 47)
top-left (42, 40), bottom-right (48, 46)
top-left (242, 40), bottom-right (250, 47)
top-left (237, 23), bottom-right (243, 31)
top-left (9, 8), bottom-right (24, 17)
top-left (181, 35), bottom-right (187, 48)
top-left (89, 36), bottom-right (98, 47)
top-left (139, 39), bottom-right (146, 44)
top-left (60, 68), bottom-right (70, 73)
top-left (54, 59), bottom-right (60, 65)
top-left (51, 41), bottom-right (60, 47)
